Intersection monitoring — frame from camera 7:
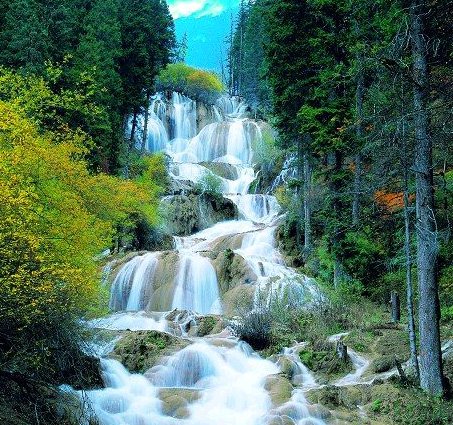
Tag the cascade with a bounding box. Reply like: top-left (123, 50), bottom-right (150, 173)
top-left (85, 91), bottom-right (329, 425)
top-left (172, 254), bottom-right (221, 315)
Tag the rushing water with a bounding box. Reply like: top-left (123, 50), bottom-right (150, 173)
top-left (85, 92), bottom-right (336, 425)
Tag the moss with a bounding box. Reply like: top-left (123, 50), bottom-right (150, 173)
top-left (371, 355), bottom-right (396, 373)
top-left (112, 330), bottom-right (190, 374)
top-left (197, 316), bottom-right (218, 337)
top-left (298, 342), bottom-right (353, 380)
top-left (343, 329), bottom-right (376, 353)
top-left (264, 374), bottom-right (294, 407)
top-left (367, 383), bottom-right (453, 424)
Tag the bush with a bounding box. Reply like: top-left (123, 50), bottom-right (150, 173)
top-left (230, 309), bottom-right (273, 350)
top-left (194, 171), bottom-right (223, 200)
top-left (156, 63), bottom-right (224, 104)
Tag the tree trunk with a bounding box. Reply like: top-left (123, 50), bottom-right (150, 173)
top-left (141, 92), bottom-right (151, 153)
top-left (129, 108), bottom-right (138, 150)
top-left (352, 62), bottom-right (365, 226)
top-left (391, 291), bottom-right (401, 323)
top-left (410, 0), bottom-right (443, 395)
top-left (336, 341), bottom-right (348, 361)
top-left (404, 181), bottom-right (420, 382)
top-left (303, 154), bottom-right (312, 257)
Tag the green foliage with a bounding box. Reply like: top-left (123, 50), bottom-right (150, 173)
top-left (379, 387), bottom-right (453, 424)
top-left (298, 342), bottom-right (353, 379)
top-left (195, 171), bottom-right (224, 200)
top-left (156, 63), bottom-right (224, 103)
top-left (0, 0), bottom-right (176, 174)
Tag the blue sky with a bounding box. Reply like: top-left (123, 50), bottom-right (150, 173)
top-left (166, 1), bottom-right (240, 73)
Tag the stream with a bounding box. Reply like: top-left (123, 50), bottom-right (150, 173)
top-left (83, 92), bottom-right (374, 425)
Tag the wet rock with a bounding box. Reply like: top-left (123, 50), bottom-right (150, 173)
top-left (222, 284), bottom-right (255, 316)
top-left (163, 193), bottom-right (238, 236)
top-left (197, 315), bottom-right (223, 337)
top-left (111, 330), bottom-right (190, 374)
top-left (196, 102), bottom-right (217, 132)
top-left (160, 395), bottom-right (187, 417)
top-left (213, 249), bottom-right (257, 294)
top-left (199, 162), bottom-right (239, 180)
top-left (145, 251), bottom-right (180, 311)
top-left (158, 388), bottom-right (201, 418)
top-left (307, 404), bottom-right (332, 420)
top-left (264, 374), bottom-right (294, 407)
top-left (276, 356), bottom-right (299, 380)
top-left (265, 415), bottom-right (296, 425)
top-left (306, 385), bottom-right (372, 410)
top-left (306, 385), bottom-right (340, 408)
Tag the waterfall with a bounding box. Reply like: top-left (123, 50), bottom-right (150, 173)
top-left (171, 92), bottom-right (197, 140)
top-left (172, 254), bottom-right (222, 315)
top-left (109, 253), bottom-right (158, 312)
top-left (88, 91), bottom-right (329, 425)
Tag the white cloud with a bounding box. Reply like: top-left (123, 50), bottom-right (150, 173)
top-left (168, 0), bottom-right (230, 20)
top-left (169, 0), bottom-right (207, 19)
top-left (197, 3), bottom-right (225, 18)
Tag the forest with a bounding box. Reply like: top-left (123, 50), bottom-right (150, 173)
top-left (0, 0), bottom-right (451, 424)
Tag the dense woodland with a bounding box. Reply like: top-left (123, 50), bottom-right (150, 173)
top-left (0, 0), bottom-right (175, 423)
top-left (0, 0), bottom-right (452, 423)
top-left (228, 0), bottom-right (452, 398)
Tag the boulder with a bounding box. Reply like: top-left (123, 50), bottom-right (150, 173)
top-left (212, 249), bottom-right (257, 294)
top-left (264, 374), bottom-right (294, 407)
top-left (222, 284), bottom-right (255, 316)
top-left (111, 330), bottom-right (190, 374)
top-left (162, 193), bottom-right (238, 236)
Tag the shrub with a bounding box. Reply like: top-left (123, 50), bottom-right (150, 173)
top-left (195, 171), bottom-right (223, 200)
top-left (156, 63), bottom-right (224, 104)
top-left (230, 309), bottom-right (273, 350)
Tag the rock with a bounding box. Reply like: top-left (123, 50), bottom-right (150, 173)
top-left (111, 330), bottom-right (190, 374)
top-left (158, 388), bottom-right (201, 418)
top-left (264, 416), bottom-right (296, 425)
top-left (196, 102), bottom-right (217, 132)
top-left (145, 251), bottom-right (180, 311)
top-left (371, 355), bottom-right (395, 373)
top-left (160, 395), bottom-right (187, 417)
top-left (162, 193), bottom-right (238, 236)
top-left (307, 385), bottom-right (340, 408)
top-left (222, 284), bottom-right (255, 316)
top-left (199, 162), bottom-right (239, 180)
top-left (197, 315), bottom-right (222, 337)
top-left (213, 249), bottom-right (257, 294)
top-left (307, 404), bottom-right (332, 420)
top-left (276, 356), bottom-right (299, 380)
top-left (167, 176), bottom-right (196, 196)
top-left (264, 374), bottom-right (294, 407)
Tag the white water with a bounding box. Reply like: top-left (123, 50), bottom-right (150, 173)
top-left (88, 92), bottom-right (335, 425)
top-left (172, 254), bottom-right (221, 315)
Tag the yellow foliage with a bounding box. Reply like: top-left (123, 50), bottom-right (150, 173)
top-left (0, 100), bottom-right (159, 330)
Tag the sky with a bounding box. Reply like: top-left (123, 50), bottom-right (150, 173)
top-left (166, 1), bottom-right (240, 73)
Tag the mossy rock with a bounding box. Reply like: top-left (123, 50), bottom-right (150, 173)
top-left (307, 385), bottom-right (341, 408)
top-left (159, 388), bottom-right (201, 419)
top-left (371, 355), bottom-right (396, 373)
top-left (222, 284), bottom-right (255, 316)
top-left (374, 329), bottom-right (409, 359)
top-left (197, 315), bottom-right (221, 336)
top-left (264, 374), bottom-right (294, 407)
top-left (306, 385), bottom-right (371, 410)
top-left (298, 342), bottom-right (353, 380)
top-left (112, 330), bottom-right (190, 373)
top-left (213, 249), bottom-right (257, 294)
top-left (199, 162), bottom-right (239, 180)
top-left (443, 354), bottom-right (453, 385)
